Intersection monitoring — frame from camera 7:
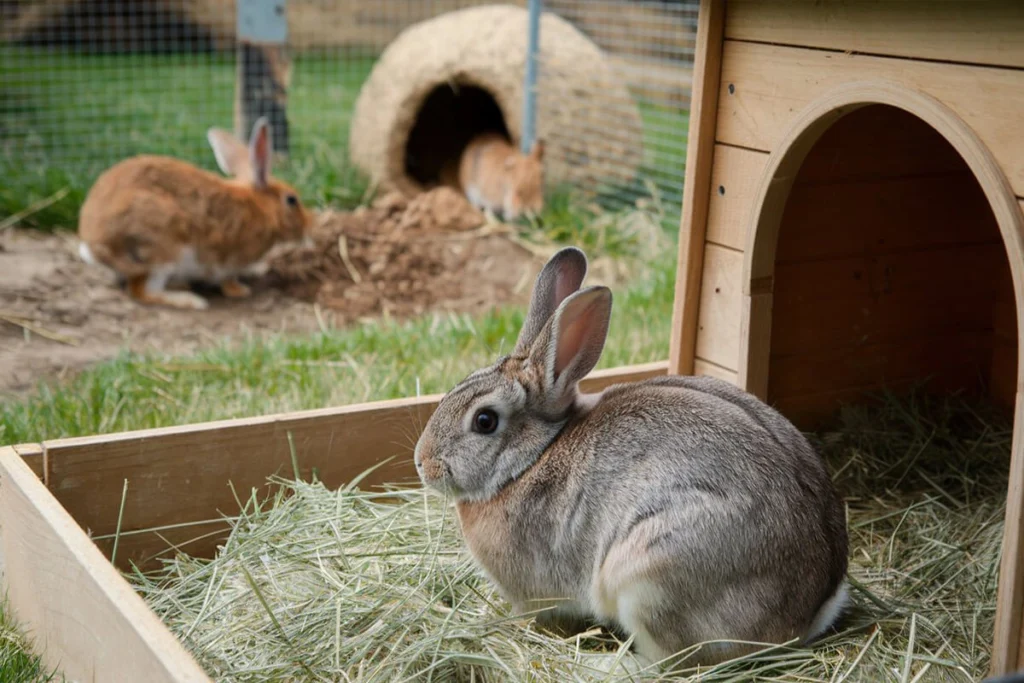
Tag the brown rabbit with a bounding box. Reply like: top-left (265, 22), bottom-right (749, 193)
top-left (77, 117), bottom-right (314, 310)
top-left (452, 132), bottom-right (544, 221)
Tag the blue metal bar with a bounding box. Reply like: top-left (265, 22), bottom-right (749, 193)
top-left (521, 0), bottom-right (542, 154)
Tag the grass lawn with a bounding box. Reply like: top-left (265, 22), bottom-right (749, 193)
top-left (0, 249), bottom-right (676, 444)
top-left (0, 47), bottom-right (377, 228)
top-left (0, 46), bottom-right (689, 231)
top-left (0, 41), bottom-right (689, 681)
top-left (0, 600), bottom-right (62, 683)
top-left (0, 242), bottom-right (677, 681)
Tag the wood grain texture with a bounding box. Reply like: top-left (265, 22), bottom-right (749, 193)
top-left (777, 174), bottom-right (999, 264)
top-left (11, 443), bottom-right (44, 483)
top-left (768, 331), bottom-right (993, 403)
top-left (42, 362), bottom-right (668, 570)
top-left (705, 144), bottom-right (768, 250)
top-left (730, 79), bottom-right (1024, 675)
top-left (770, 378), bottom-right (944, 429)
top-left (669, 0), bottom-right (725, 375)
top-left (694, 243), bottom-right (743, 372)
top-left (996, 393), bottom-right (1024, 674)
top-left (716, 41), bottom-right (1024, 197)
top-left (0, 448), bottom-right (211, 683)
top-left (787, 104), bottom-right (970, 185)
top-left (693, 358), bottom-right (739, 386)
top-left (738, 292), bottom-right (772, 400)
top-left (725, 0), bottom-right (1024, 70)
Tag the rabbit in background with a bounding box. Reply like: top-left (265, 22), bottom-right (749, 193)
top-left (448, 132), bottom-right (545, 221)
top-left (77, 117), bottom-right (314, 310)
top-left (414, 246), bottom-right (850, 670)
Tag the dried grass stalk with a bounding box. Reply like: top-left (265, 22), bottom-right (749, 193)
top-left (133, 389), bottom-right (1009, 681)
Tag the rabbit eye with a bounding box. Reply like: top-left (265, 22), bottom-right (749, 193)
top-left (285, 194), bottom-right (299, 208)
top-left (472, 408), bottom-right (499, 434)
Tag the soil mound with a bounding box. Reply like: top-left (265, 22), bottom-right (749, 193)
top-left (267, 187), bottom-right (541, 322)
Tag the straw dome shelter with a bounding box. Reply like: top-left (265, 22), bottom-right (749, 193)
top-left (348, 3), bottom-right (644, 196)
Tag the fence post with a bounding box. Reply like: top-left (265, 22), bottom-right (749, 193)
top-left (235, 0), bottom-right (291, 156)
top-left (521, 0), bottom-right (542, 154)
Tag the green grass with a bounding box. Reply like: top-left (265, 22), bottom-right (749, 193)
top-left (0, 600), bottom-right (62, 683)
top-left (0, 42), bottom-right (690, 678)
top-left (0, 248), bottom-right (676, 445)
top-left (0, 47), bottom-right (376, 228)
top-left (1, 46), bottom-right (689, 231)
top-left (0, 234), bottom-right (674, 680)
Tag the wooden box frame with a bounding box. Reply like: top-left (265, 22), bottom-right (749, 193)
top-left (3, 1), bottom-right (1024, 680)
top-left (0, 363), bottom-right (667, 682)
top-left (668, 0), bottom-right (1024, 676)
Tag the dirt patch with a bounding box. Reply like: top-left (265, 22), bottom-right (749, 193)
top-left (0, 189), bottom-right (542, 398)
top-left (267, 188), bottom-right (538, 322)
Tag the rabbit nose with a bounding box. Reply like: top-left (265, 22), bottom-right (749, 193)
top-left (301, 235), bottom-right (315, 249)
top-left (415, 436), bottom-right (445, 481)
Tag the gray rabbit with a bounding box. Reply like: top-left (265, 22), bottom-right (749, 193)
top-left (414, 246), bottom-right (849, 668)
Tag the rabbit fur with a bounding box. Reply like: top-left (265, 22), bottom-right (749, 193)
top-left (447, 132), bottom-right (544, 221)
top-left (414, 246), bottom-right (849, 669)
top-left (77, 117), bottom-right (313, 310)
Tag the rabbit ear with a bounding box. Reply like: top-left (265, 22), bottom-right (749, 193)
top-left (514, 247), bottom-right (588, 355)
top-left (530, 286), bottom-right (612, 401)
top-left (207, 128), bottom-right (250, 178)
top-left (248, 117), bottom-right (272, 189)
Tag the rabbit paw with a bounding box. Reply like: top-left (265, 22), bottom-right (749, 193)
top-left (220, 277), bottom-right (252, 299)
top-left (160, 291), bottom-right (211, 310)
top-left (128, 276), bottom-right (210, 310)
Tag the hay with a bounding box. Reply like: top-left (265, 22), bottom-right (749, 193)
top-left (348, 4), bottom-right (644, 196)
top-left (132, 389), bottom-right (1009, 681)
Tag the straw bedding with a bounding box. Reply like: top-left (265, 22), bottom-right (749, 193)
top-left (133, 389), bottom-right (1009, 681)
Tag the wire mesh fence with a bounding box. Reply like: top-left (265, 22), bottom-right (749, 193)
top-left (0, 0), bottom-right (697, 230)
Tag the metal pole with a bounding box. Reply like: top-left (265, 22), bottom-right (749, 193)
top-left (521, 0), bottom-right (542, 154)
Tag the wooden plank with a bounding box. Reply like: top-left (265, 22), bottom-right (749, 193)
top-left (991, 344), bottom-right (1017, 411)
top-left (770, 243), bottom-right (1009, 356)
top-left (738, 291), bottom-right (772, 400)
top-left (991, 266), bottom-right (1018, 409)
top-left (767, 330), bottom-right (993, 401)
top-left (669, 0), bottom-right (726, 375)
top-left (770, 377), bottom-right (947, 429)
top-left (725, 0), bottom-right (1024, 70)
top-left (11, 443), bottom-right (44, 483)
top-left (716, 41), bottom-right (1024, 198)
top-left (993, 393), bottom-right (1024, 675)
top-left (694, 243), bottom-right (743, 372)
top-left (0, 447), bottom-right (212, 683)
top-left (790, 104), bottom-right (971, 186)
top-left (694, 358), bottom-right (739, 386)
top-left (772, 282), bottom-right (1001, 359)
top-left (706, 144), bottom-right (768, 250)
top-left (43, 362), bottom-right (668, 570)
top-left (776, 173), bottom-right (1000, 265)
top-left (773, 242), bottom-right (1005, 302)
